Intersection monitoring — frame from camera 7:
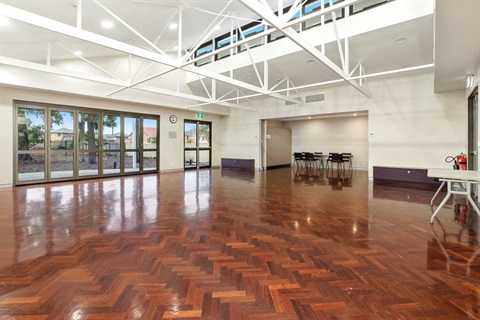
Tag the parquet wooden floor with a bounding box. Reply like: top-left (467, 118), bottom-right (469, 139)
top-left (0, 168), bottom-right (478, 319)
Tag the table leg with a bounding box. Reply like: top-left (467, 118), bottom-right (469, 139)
top-left (430, 181), bottom-right (446, 207)
top-left (430, 181), bottom-right (452, 224)
top-left (466, 183), bottom-right (480, 216)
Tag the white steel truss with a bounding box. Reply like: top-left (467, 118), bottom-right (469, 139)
top-left (0, 0), bottom-right (403, 113)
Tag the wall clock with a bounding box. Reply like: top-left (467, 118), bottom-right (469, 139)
top-left (169, 115), bottom-right (177, 123)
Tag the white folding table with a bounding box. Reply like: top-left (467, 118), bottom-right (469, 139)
top-left (428, 168), bottom-right (480, 224)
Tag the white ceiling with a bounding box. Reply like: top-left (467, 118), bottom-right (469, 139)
top-left (0, 0), bottom-right (478, 110)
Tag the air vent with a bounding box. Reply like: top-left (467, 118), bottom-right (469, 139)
top-left (285, 97), bottom-right (303, 106)
top-left (306, 93), bottom-right (325, 103)
top-left (285, 93), bottom-right (325, 106)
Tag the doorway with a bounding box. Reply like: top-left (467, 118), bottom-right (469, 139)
top-left (184, 120), bottom-right (212, 170)
top-left (468, 86), bottom-right (479, 170)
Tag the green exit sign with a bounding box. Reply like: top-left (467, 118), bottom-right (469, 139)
top-left (196, 113), bottom-right (204, 119)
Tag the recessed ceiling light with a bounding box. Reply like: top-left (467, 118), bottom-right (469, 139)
top-left (169, 23), bottom-right (178, 30)
top-left (0, 16), bottom-right (10, 27)
top-left (353, 113), bottom-right (357, 116)
top-left (101, 20), bottom-right (113, 29)
top-left (307, 59), bottom-right (315, 64)
top-left (74, 50), bottom-right (82, 56)
top-left (173, 45), bottom-right (178, 50)
top-left (308, 117), bottom-right (312, 119)
top-left (396, 37), bottom-right (407, 44)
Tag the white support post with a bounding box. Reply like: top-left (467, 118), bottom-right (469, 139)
top-left (178, 6), bottom-right (183, 60)
top-left (128, 54), bottom-right (132, 83)
top-left (264, 60), bottom-right (269, 91)
top-left (212, 79), bottom-right (217, 101)
top-left (47, 42), bottom-right (51, 66)
top-left (344, 6), bottom-right (350, 74)
top-left (76, 0), bottom-right (82, 29)
top-left (230, 16), bottom-right (234, 79)
top-left (321, 1), bottom-right (325, 54)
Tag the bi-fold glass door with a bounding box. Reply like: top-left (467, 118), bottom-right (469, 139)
top-left (184, 120), bottom-right (211, 170)
top-left (15, 101), bottom-right (159, 185)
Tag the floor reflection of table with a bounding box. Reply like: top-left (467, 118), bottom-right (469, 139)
top-left (428, 169), bottom-right (480, 224)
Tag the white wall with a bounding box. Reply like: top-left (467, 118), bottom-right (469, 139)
top-left (368, 75), bottom-right (466, 175)
top-left (0, 86), bottom-right (223, 187)
top-left (220, 108), bottom-right (262, 167)
top-left (221, 71), bottom-right (467, 178)
top-left (0, 71), bottom-right (470, 186)
top-left (285, 115), bottom-right (368, 169)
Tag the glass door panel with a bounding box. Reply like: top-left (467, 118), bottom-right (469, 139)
top-left (198, 150), bottom-right (211, 168)
top-left (124, 150), bottom-right (140, 173)
top-left (103, 152), bottom-right (121, 175)
top-left (50, 153), bottom-right (74, 179)
top-left (185, 150), bottom-right (197, 169)
top-left (49, 110), bottom-right (74, 180)
top-left (78, 112), bottom-right (100, 177)
top-left (143, 118), bottom-right (158, 172)
top-left (198, 123), bottom-right (211, 148)
top-left (17, 107), bottom-right (46, 183)
top-left (102, 114), bottom-right (121, 175)
top-left (184, 120), bottom-right (211, 170)
top-left (184, 122), bottom-right (197, 148)
top-left (124, 116), bottom-right (140, 173)
top-left (124, 116), bottom-right (140, 150)
top-left (50, 110), bottom-right (74, 150)
top-left (103, 114), bottom-right (121, 151)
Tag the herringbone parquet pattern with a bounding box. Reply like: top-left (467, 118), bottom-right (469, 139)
top-left (0, 168), bottom-right (478, 319)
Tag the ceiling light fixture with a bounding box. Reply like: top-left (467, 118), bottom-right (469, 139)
top-left (74, 50), bottom-right (82, 56)
top-left (353, 113), bottom-right (357, 116)
top-left (307, 59), bottom-right (315, 64)
top-left (396, 37), bottom-right (407, 44)
top-left (169, 23), bottom-right (178, 30)
top-left (466, 74), bottom-right (475, 88)
top-left (101, 20), bottom-right (113, 29)
top-left (0, 16), bottom-right (10, 27)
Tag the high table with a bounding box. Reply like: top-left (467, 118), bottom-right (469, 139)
top-left (427, 168), bottom-right (480, 224)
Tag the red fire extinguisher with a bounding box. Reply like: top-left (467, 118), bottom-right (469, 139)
top-left (445, 153), bottom-right (467, 170)
top-left (456, 153), bottom-right (467, 170)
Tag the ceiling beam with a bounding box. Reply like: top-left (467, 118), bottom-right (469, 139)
top-left (185, 0), bottom-right (360, 67)
top-left (0, 56), bottom-right (253, 111)
top-left (0, 2), bottom-right (299, 106)
top-left (239, 0), bottom-right (370, 98)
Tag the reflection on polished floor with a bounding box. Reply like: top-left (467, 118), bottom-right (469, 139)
top-left (0, 168), bottom-right (478, 319)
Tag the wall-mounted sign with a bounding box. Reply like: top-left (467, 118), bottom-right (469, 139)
top-left (196, 113), bottom-right (204, 119)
